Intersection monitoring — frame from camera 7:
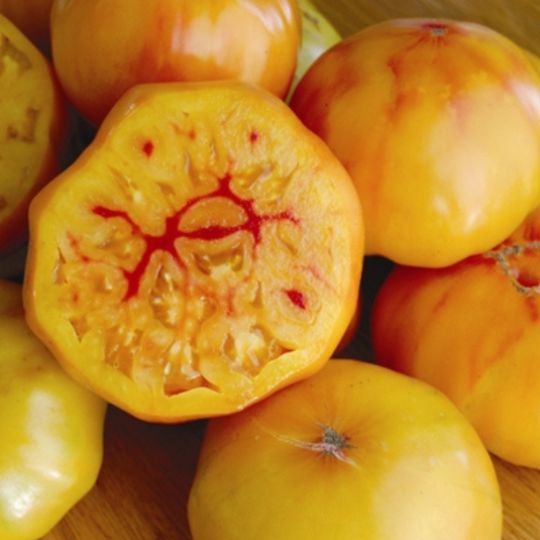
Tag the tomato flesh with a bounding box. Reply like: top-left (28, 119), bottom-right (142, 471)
top-left (25, 82), bottom-right (363, 421)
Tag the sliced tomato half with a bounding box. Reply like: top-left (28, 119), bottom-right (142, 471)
top-left (24, 81), bottom-right (363, 422)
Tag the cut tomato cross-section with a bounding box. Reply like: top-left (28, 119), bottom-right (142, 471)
top-left (24, 81), bottom-right (363, 422)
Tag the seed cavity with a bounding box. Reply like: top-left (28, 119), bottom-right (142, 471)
top-left (58, 148), bottom-right (308, 396)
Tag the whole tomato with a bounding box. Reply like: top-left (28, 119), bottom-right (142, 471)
top-left (51, 0), bottom-right (301, 124)
top-left (0, 279), bottom-right (106, 540)
top-left (291, 18), bottom-right (540, 268)
top-left (188, 359), bottom-right (502, 540)
top-left (0, 13), bottom-right (66, 256)
top-left (287, 0), bottom-right (341, 98)
top-left (24, 81), bottom-right (363, 423)
top-left (372, 207), bottom-right (540, 468)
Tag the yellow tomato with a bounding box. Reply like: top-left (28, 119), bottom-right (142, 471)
top-left (0, 279), bottom-right (106, 540)
top-left (24, 81), bottom-right (363, 422)
top-left (372, 207), bottom-right (540, 468)
top-left (188, 359), bottom-right (502, 540)
top-left (291, 18), bottom-right (540, 267)
top-left (51, 0), bottom-right (301, 124)
top-left (0, 13), bottom-right (66, 255)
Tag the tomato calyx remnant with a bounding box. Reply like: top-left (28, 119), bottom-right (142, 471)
top-left (275, 423), bottom-right (356, 466)
top-left (422, 22), bottom-right (448, 37)
top-left (483, 241), bottom-right (540, 295)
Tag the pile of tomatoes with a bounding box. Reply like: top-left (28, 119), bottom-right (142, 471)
top-left (1, 1), bottom-right (540, 539)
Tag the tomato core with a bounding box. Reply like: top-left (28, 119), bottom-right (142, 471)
top-left (92, 174), bottom-right (299, 301)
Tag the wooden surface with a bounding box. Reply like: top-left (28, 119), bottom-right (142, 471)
top-left (43, 1), bottom-right (540, 538)
top-left (42, 405), bottom-right (540, 540)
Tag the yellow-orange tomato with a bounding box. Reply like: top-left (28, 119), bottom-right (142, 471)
top-left (188, 359), bottom-right (502, 540)
top-left (0, 279), bottom-right (106, 540)
top-left (373, 207), bottom-right (540, 468)
top-left (24, 81), bottom-right (363, 423)
top-left (291, 18), bottom-right (540, 268)
top-left (0, 0), bottom-right (53, 47)
top-left (51, 0), bottom-right (301, 124)
top-left (0, 13), bottom-right (66, 255)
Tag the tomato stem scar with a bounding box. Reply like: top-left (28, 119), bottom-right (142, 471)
top-left (422, 21), bottom-right (448, 36)
top-left (273, 424), bottom-right (357, 467)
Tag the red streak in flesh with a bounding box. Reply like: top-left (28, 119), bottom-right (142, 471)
top-left (142, 140), bottom-right (154, 157)
top-left (92, 174), bottom-right (299, 300)
top-left (284, 289), bottom-right (307, 310)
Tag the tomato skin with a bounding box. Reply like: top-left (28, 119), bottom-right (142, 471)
top-left (0, 279), bottom-right (106, 540)
top-left (291, 18), bottom-right (540, 268)
top-left (188, 359), bottom-right (502, 540)
top-left (0, 13), bottom-right (67, 255)
top-left (51, 0), bottom-right (301, 124)
top-left (372, 207), bottom-right (540, 468)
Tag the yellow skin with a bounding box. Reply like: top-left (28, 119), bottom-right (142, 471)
top-left (291, 18), bottom-right (540, 268)
top-left (0, 13), bottom-right (66, 254)
top-left (188, 359), bottom-right (502, 540)
top-left (0, 279), bottom-right (106, 540)
top-left (24, 81), bottom-right (363, 423)
top-left (373, 206), bottom-right (540, 468)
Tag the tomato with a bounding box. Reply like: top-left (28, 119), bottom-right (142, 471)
top-left (372, 206), bottom-right (540, 468)
top-left (0, 0), bottom-right (53, 48)
top-left (51, 0), bottom-right (301, 124)
top-left (0, 13), bottom-right (66, 256)
top-left (188, 359), bottom-right (502, 540)
top-left (23, 81), bottom-right (363, 423)
top-left (288, 0), bottom-right (341, 98)
top-left (0, 279), bottom-right (106, 540)
top-left (291, 18), bottom-right (540, 268)
top-left (525, 48), bottom-right (540, 75)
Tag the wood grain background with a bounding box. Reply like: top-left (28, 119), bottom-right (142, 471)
top-left (44, 405), bottom-right (540, 540)
top-left (44, 1), bottom-right (540, 538)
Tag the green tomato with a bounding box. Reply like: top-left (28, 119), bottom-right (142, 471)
top-left (288, 0), bottom-right (341, 98)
